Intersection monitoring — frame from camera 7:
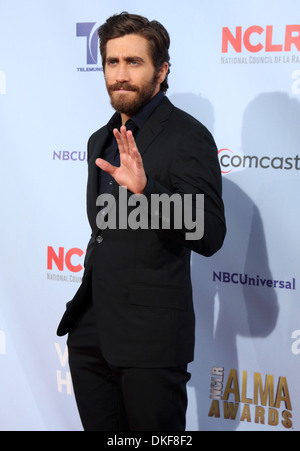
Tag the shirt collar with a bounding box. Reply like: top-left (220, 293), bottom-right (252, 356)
top-left (107, 91), bottom-right (165, 133)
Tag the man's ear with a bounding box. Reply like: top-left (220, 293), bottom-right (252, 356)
top-left (157, 62), bottom-right (169, 85)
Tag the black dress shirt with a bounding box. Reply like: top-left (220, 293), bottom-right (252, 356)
top-left (98, 91), bottom-right (164, 197)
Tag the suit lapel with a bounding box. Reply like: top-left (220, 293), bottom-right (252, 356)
top-left (136, 96), bottom-right (173, 157)
top-left (87, 127), bottom-right (110, 233)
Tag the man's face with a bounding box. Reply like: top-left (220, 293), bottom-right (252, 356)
top-left (104, 34), bottom-right (165, 117)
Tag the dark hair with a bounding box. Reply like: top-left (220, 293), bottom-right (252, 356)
top-left (98, 12), bottom-right (171, 93)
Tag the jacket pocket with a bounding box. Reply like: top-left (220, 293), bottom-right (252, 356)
top-left (128, 284), bottom-right (187, 311)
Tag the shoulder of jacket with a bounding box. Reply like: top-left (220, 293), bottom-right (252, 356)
top-left (164, 98), bottom-right (211, 138)
top-left (86, 125), bottom-right (108, 162)
top-left (88, 125), bottom-right (107, 146)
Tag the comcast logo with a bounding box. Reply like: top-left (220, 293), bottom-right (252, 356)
top-left (218, 148), bottom-right (300, 174)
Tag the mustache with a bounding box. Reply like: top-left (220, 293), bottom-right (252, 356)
top-left (108, 82), bottom-right (139, 92)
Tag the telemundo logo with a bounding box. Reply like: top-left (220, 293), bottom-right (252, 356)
top-left (76, 22), bottom-right (98, 64)
top-left (76, 22), bottom-right (103, 73)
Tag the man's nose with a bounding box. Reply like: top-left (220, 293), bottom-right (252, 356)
top-left (115, 63), bottom-right (130, 83)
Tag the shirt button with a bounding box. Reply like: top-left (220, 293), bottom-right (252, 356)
top-left (96, 235), bottom-right (103, 244)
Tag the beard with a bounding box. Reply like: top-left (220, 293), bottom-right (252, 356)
top-left (107, 73), bottom-right (159, 116)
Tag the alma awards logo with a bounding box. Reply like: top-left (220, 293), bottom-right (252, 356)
top-left (208, 367), bottom-right (293, 429)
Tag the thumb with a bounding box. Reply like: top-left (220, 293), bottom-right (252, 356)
top-left (95, 158), bottom-right (116, 176)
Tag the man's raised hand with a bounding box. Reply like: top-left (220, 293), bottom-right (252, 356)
top-left (95, 126), bottom-right (147, 195)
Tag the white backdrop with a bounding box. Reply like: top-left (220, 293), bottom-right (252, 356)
top-left (0, 0), bottom-right (299, 431)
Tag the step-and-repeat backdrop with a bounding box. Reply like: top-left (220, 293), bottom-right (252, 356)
top-left (0, 0), bottom-right (299, 431)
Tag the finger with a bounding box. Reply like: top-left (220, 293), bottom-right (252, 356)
top-left (113, 128), bottom-right (126, 154)
top-left (132, 147), bottom-right (144, 169)
top-left (127, 130), bottom-right (139, 155)
top-left (95, 158), bottom-right (117, 176)
top-left (114, 127), bottom-right (130, 154)
top-left (126, 130), bottom-right (143, 163)
top-left (120, 126), bottom-right (130, 153)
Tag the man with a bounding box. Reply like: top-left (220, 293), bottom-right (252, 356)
top-left (57, 12), bottom-right (226, 431)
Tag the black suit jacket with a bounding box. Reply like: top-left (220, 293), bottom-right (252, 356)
top-left (57, 97), bottom-right (226, 368)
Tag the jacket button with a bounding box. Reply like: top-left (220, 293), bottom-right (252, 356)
top-left (96, 235), bottom-right (103, 244)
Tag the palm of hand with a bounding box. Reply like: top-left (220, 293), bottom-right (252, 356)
top-left (96, 126), bottom-right (147, 195)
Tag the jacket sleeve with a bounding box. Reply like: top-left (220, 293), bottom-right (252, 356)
top-left (143, 122), bottom-right (226, 257)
